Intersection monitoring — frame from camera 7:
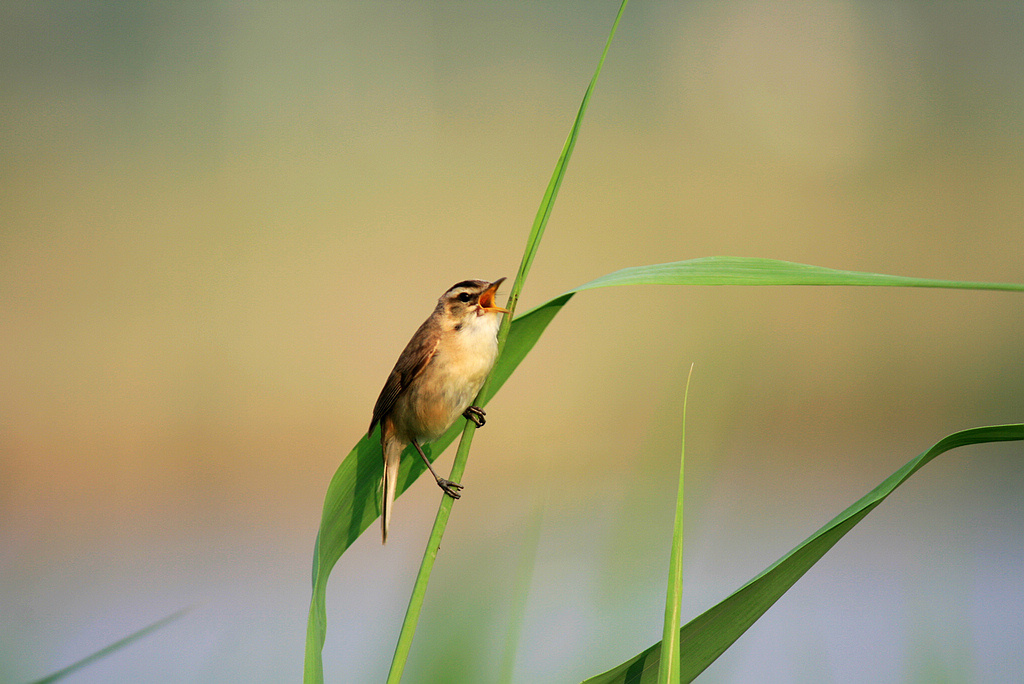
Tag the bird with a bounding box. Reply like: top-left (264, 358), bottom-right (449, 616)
top-left (368, 278), bottom-right (510, 543)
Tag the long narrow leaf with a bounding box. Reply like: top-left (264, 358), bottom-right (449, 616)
top-left (571, 256), bottom-right (1024, 291)
top-left (305, 258), bottom-right (1023, 680)
top-left (29, 609), bottom-right (188, 684)
top-left (582, 424), bottom-right (1024, 684)
top-left (658, 364), bottom-right (694, 684)
top-left (384, 3), bottom-right (629, 681)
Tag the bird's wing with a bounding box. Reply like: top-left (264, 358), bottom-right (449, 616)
top-left (368, 321), bottom-right (439, 436)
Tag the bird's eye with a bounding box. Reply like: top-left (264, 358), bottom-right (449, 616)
top-left (457, 292), bottom-right (472, 302)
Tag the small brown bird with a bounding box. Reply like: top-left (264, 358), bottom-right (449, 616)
top-left (368, 278), bottom-right (509, 543)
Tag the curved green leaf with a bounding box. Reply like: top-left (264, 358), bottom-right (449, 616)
top-left (305, 259), bottom-right (1022, 679)
top-left (582, 424), bottom-right (1024, 684)
top-left (303, 294), bottom-right (572, 682)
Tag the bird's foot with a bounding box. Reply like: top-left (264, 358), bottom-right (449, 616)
top-left (463, 406), bottom-right (486, 428)
top-left (436, 478), bottom-right (464, 500)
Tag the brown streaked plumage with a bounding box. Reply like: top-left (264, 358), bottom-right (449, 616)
top-left (368, 278), bottom-right (509, 543)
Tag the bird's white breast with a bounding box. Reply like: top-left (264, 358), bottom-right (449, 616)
top-left (396, 311), bottom-right (501, 442)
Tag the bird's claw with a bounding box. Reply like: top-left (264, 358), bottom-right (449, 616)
top-left (437, 478), bottom-right (464, 500)
top-left (463, 406), bottom-right (486, 428)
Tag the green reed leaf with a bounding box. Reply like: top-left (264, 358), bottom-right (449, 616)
top-left (582, 424), bottom-right (1024, 684)
top-left (29, 609), bottom-right (188, 684)
top-left (305, 256), bottom-right (1022, 681)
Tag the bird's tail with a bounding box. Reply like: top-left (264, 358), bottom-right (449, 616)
top-left (381, 436), bottom-right (402, 544)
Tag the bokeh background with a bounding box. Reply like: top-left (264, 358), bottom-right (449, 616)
top-left (2, 2), bottom-right (1022, 682)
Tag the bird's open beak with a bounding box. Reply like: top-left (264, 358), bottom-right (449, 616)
top-left (479, 278), bottom-right (510, 313)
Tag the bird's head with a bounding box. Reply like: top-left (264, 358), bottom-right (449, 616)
top-left (438, 278), bottom-right (509, 326)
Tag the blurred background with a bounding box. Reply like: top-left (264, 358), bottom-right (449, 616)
top-left (2, 1), bottom-right (1022, 682)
